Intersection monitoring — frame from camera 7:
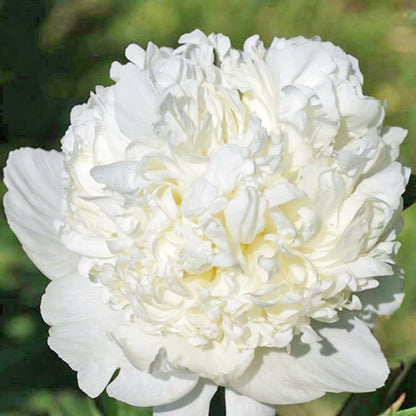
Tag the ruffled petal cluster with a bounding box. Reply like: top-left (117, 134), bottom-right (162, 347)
top-left (4, 30), bottom-right (410, 415)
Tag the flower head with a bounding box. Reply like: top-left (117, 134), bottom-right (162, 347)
top-left (4, 30), bottom-right (410, 414)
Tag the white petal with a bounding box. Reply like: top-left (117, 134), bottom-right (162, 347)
top-left (42, 272), bottom-right (196, 403)
top-left (226, 389), bottom-right (275, 416)
top-left (344, 256), bottom-right (394, 279)
top-left (41, 273), bottom-right (125, 397)
top-left (336, 83), bottom-right (382, 134)
top-left (264, 182), bottom-right (304, 207)
top-left (230, 315), bottom-right (388, 404)
top-left (338, 162), bottom-right (409, 233)
top-left (48, 320), bottom-right (123, 397)
top-left (353, 162), bottom-right (409, 210)
top-left (107, 360), bottom-right (198, 407)
top-left (115, 62), bottom-right (158, 141)
top-left (3, 148), bottom-right (79, 280)
top-left (224, 186), bottom-right (266, 244)
top-left (91, 160), bottom-right (141, 193)
top-left (337, 149), bottom-right (368, 173)
top-left (153, 380), bottom-right (217, 415)
top-left (125, 43), bottom-right (146, 69)
top-left (181, 178), bottom-right (226, 218)
top-left (381, 126), bottom-right (407, 161)
top-left (113, 325), bottom-right (254, 384)
top-left (178, 29), bottom-right (209, 46)
top-left (40, 273), bottom-right (115, 326)
top-left (208, 33), bottom-right (232, 61)
top-left (358, 267), bottom-right (404, 328)
top-left (205, 145), bottom-right (250, 194)
top-left (266, 41), bottom-right (336, 87)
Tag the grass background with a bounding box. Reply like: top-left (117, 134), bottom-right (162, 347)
top-left (1, 0), bottom-right (415, 414)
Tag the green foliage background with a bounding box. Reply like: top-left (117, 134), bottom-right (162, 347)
top-left (1, 0), bottom-right (415, 415)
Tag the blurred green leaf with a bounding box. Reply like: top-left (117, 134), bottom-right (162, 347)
top-left (378, 393), bottom-right (406, 415)
top-left (5, 315), bottom-right (36, 341)
top-left (58, 392), bottom-right (98, 416)
top-left (95, 393), bottom-right (151, 416)
top-left (405, 9), bottom-right (416, 26)
top-left (403, 174), bottom-right (416, 210)
top-left (27, 390), bottom-right (60, 415)
top-left (388, 407), bottom-right (416, 416)
top-left (394, 407), bottom-right (416, 416)
top-left (25, 390), bottom-right (104, 416)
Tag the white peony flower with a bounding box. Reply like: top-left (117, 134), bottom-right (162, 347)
top-left (4, 30), bottom-right (410, 415)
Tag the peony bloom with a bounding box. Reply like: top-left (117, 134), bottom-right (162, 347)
top-left (4, 30), bottom-right (410, 415)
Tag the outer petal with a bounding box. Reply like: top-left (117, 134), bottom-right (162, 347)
top-left (225, 389), bottom-right (276, 416)
top-left (106, 361), bottom-right (198, 407)
top-left (230, 315), bottom-right (388, 404)
top-left (153, 380), bottom-right (217, 416)
top-left (358, 267), bottom-right (405, 328)
top-left (48, 320), bottom-right (123, 397)
top-left (3, 148), bottom-right (79, 279)
top-left (41, 273), bottom-right (197, 404)
top-left (41, 273), bottom-right (114, 325)
top-left (113, 325), bottom-right (254, 385)
top-left (41, 273), bottom-right (126, 397)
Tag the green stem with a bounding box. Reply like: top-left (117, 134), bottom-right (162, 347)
top-left (209, 386), bottom-right (226, 416)
top-left (404, 174), bottom-right (416, 210)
